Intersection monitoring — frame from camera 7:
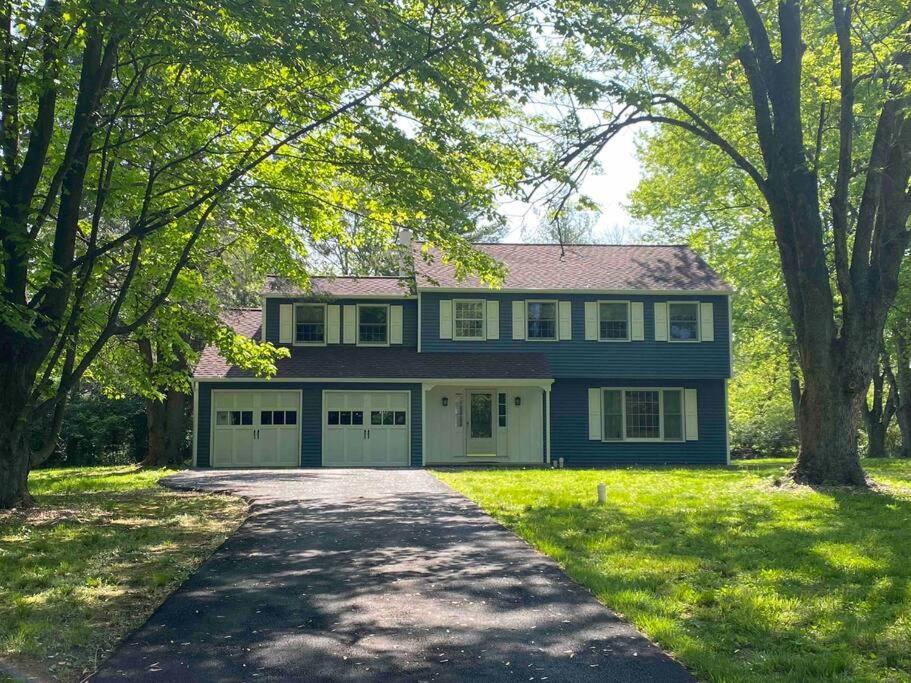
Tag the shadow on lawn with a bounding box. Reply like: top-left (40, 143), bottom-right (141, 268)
top-left (513, 481), bottom-right (911, 679)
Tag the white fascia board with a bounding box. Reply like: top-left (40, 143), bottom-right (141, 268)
top-left (416, 287), bottom-right (733, 297)
top-left (196, 376), bottom-right (554, 387)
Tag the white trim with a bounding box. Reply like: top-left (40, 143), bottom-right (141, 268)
top-left (293, 302), bottom-right (328, 347)
top-left (667, 300), bottom-right (702, 343)
top-left (209, 389), bottom-right (303, 468)
top-left (192, 382), bottom-right (199, 466)
top-left (545, 387), bottom-right (552, 464)
top-left (356, 303), bottom-right (390, 347)
top-left (599, 386), bottom-right (686, 443)
top-left (418, 286), bottom-right (733, 296)
top-left (452, 299), bottom-right (486, 341)
top-left (262, 292), bottom-right (416, 300)
top-left (320, 389), bottom-right (412, 467)
top-left (525, 299), bottom-right (559, 342)
top-left (196, 376), bottom-right (554, 387)
top-left (421, 385), bottom-right (427, 465)
top-left (595, 300), bottom-right (632, 342)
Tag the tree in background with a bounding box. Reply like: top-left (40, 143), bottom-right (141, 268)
top-left (0, 0), bottom-right (593, 507)
top-left (548, 0), bottom-right (910, 484)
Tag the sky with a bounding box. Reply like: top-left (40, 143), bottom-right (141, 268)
top-left (501, 126), bottom-right (647, 244)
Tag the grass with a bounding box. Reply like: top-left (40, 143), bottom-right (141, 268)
top-left (0, 466), bottom-right (247, 682)
top-left (435, 458), bottom-right (911, 682)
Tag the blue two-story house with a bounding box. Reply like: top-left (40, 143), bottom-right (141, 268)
top-left (192, 243), bottom-right (733, 469)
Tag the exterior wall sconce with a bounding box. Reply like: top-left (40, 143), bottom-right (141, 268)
top-left (514, 396), bottom-right (521, 406)
top-left (442, 396), bottom-right (449, 406)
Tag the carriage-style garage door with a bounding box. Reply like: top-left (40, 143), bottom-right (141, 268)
top-left (211, 391), bottom-right (301, 467)
top-left (322, 391), bottom-right (410, 467)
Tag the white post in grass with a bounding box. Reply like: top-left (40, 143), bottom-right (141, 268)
top-left (558, 457), bottom-right (564, 469)
top-left (597, 483), bottom-right (606, 505)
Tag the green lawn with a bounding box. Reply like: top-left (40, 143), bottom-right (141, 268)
top-left (0, 466), bottom-right (246, 682)
top-left (435, 459), bottom-right (911, 683)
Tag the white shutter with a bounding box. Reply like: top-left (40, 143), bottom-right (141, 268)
top-left (343, 305), bottom-right (356, 344)
top-left (559, 301), bottom-right (572, 340)
top-left (327, 305), bottom-right (340, 344)
top-left (279, 304), bottom-right (293, 344)
top-left (584, 301), bottom-right (598, 340)
top-left (390, 305), bottom-right (403, 344)
top-left (486, 300), bottom-right (499, 340)
top-left (654, 303), bottom-right (668, 341)
top-left (512, 301), bottom-right (526, 340)
top-left (700, 302), bottom-right (714, 342)
top-left (588, 388), bottom-right (602, 440)
top-left (685, 388), bottom-right (699, 440)
top-left (631, 302), bottom-right (644, 341)
top-left (439, 300), bottom-right (452, 339)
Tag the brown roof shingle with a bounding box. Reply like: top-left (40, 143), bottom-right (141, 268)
top-left (263, 275), bottom-right (411, 297)
top-left (414, 243), bottom-right (732, 292)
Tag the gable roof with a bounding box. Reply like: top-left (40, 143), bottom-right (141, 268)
top-left (414, 243), bottom-right (732, 293)
top-left (263, 275), bottom-right (411, 298)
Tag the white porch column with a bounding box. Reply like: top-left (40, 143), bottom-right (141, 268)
top-left (544, 386), bottom-right (552, 464)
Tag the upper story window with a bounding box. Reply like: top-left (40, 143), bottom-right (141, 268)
top-left (602, 388), bottom-right (684, 442)
top-left (668, 302), bottom-right (699, 341)
top-left (295, 304), bottom-right (326, 344)
top-left (527, 301), bottom-right (557, 340)
top-left (358, 304), bottom-right (388, 345)
top-left (599, 302), bottom-right (629, 341)
top-left (454, 300), bottom-right (485, 340)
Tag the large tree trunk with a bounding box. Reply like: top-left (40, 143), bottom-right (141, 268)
top-left (893, 335), bottom-right (911, 459)
top-left (0, 337), bottom-right (42, 508)
top-left (865, 359), bottom-right (894, 458)
top-left (792, 367), bottom-right (867, 485)
top-left (142, 390), bottom-right (189, 467)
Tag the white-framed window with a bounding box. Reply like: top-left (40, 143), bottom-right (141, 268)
top-left (598, 301), bottom-right (630, 341)
top-left (601, 388), bottom-right (685, 442)
top-left (294, 304), bottom-right (326, 345)
top-left (453, 300), bottom-right (485, 340)
top-left (526, 300), bottom-right (558, 340)
top-left (668, 302), bottom-right (700, 342)
top-left (357, 304), bottom-right (389, 345)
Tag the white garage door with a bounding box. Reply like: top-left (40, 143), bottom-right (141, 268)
top-left (323, 391), bottom-right (410, 467)
top-left (212, 391), bottom-right (300, 468)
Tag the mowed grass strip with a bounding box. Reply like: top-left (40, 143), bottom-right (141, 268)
top-left (0, 466), bottom-right (246, 682)
top-left (435, 459), bottom-right (911, 683)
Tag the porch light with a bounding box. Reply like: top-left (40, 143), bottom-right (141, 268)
top-left (514, 396), bottom-right (521, 406)
top-left (442, 396), bottom-right (449, 407)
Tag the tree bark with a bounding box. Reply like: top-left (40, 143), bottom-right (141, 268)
top-left (142, 389), bottom-right (189, 467)
top-left (865, 361), bottom-right (894, 458)
top-left (893, 334), bottom-right (911, 458)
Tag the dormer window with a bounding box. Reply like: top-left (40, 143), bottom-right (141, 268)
top-left (295, 304), bottom-right (326, 344)
top-left (358, 304), bottom-right (389, 345)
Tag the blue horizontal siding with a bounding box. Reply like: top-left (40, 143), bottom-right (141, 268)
top-left (196, 381), bottom-right (422, 468)
top-left (551, 378), bottom-right (728, 466)
top-left (264, 298), bottom-right (417, 348)
top-left (419, 292), bottom-right (731, 379)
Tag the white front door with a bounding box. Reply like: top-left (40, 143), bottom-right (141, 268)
top-left (212, 391), bottom-right (300, 467)
top-left (467, 390), bottom-right (496, 455)
top-left (323, 391), bottom-right (409, 467)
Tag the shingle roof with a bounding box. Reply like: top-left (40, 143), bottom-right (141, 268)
top-left (414, 243), bottom-right (732, 292)
top-left (195, 308), bottom-right (551, 380)
top-left (263, 275), bottom-right (411, 297)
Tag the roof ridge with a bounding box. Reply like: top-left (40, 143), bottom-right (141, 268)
top-left (415, 241), bottom-right (691, 248)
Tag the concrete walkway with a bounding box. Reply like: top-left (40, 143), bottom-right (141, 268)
top-left (92, 470), bottom-right (692, 682)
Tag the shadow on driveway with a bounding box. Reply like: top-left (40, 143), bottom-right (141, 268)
top-left (91, 470), bottom-right (692, 682)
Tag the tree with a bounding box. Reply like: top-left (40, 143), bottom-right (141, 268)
top-left (0, 0), bottom-right (585, 507)
top-left (549, 0), bottom-right (911, 483)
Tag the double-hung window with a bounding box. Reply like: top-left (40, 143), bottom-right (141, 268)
top-left (668, 302), bottom-right (699, 341)
top-left (295, 304), bottom-right (325, 344)
top-left (599, 301), bottom-right (630, 341)
top-left (527, 301), bottom-right (557, 340)
top-left (358, 305), bottom-right (388, 345)
top-left (454, 300), bottom-right (485, 340)
top-left (601, 388), bottom-right (685, 441)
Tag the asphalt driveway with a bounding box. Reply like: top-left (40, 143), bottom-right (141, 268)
top-left (92, 470), bottom-right (692, 682)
